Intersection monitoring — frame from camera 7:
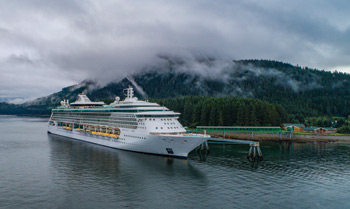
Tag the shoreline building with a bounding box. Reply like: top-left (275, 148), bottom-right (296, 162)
top-left (282, 123), bottom-right (305, 132)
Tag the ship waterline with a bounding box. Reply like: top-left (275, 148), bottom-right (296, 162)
top-left (48, 86), bottom-right (209, 158)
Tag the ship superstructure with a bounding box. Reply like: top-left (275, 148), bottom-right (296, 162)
top-left (47, 86), bottom-right (209, 158)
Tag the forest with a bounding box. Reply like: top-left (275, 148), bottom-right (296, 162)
top-left (1, 59), bottom-right (350, 132)
top-left (152, 96), bottom-right (288, 128)
top-left (93, 59), bottom-right (350, 125)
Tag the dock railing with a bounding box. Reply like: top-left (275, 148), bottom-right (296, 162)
top-left (187, 126), bottom-right (293, 140)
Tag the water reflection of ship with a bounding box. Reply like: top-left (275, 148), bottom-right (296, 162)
top-left (48, 134), bottom-right (206, 187)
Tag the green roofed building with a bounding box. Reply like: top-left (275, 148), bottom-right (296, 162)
top-left (303, 127), bottom-right (337, 134)
top-left (303, 126), bottom-right (320, 133)
top-left (322, 127), bottom-right (337, 133)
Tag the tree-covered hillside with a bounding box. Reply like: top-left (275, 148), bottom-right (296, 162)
top-left (152, 96), bottom-right (288, 127)
top-left (91, 58), bottom-right (350, 123)
top-left (1, 58), bottom-right (350, 126)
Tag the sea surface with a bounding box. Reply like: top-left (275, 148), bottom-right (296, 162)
top-left (1, 115), bottom-right (350, 209)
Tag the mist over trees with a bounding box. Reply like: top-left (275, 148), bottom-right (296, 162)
top-left (1, 59), bottom-right (350, 128)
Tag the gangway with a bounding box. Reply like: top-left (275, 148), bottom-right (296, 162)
top-left (189, 126), bottom-right (293, 162)
top-left (206, 138), bottom-right (263, 162)
top-left (194, 135), bottom-right (264, 162)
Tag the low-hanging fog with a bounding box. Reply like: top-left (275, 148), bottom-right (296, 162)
top-left (1, 0), bottom-right (350, 103)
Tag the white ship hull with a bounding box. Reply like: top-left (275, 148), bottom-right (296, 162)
top-left (48, 125), bottom-right (208, 159)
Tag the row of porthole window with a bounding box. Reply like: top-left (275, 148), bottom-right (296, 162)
top-left (118, 141), bottom-right (135, 145)
top-left (124, 134), bottom-right (146, 140)
top-left (143, 118), bottom-right (173, 121)
top-left (164, 122), bottom-right (176, 125)
top-left (156, 127), bottom-right (179, 130)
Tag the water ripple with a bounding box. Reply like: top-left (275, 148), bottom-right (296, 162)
top-left (1, 117), bottom-right (350, 208)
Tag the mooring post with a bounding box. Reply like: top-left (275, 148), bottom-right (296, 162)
top-left (247, 142), bottom-right (263, 162)
top-left (205, 141), bottom-right (209, 150)
top-left (253, 145), bottom-right (256, 158)
top-left (256, 142), bottom-right (262, 157)
top-left (247, 146), bottom-right (253, 159)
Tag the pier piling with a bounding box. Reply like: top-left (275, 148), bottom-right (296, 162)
top-left (197, 141), bottom-right (210, 161)
top-left (247, 142), bottom-right (263, 162)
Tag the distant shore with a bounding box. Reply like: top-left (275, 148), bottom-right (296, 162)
top-left (208, 132), bottom-right (350, 143)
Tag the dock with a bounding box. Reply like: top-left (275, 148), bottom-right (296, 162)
top-left (188, 126), bottom-right (293, 140)
top-left (191, 127), bottom-right (270, 162)
top-left (206, 137), bottom-right (263, 162)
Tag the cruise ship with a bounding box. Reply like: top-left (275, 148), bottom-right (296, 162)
top-left (47, 86), bottom-right (209, 158)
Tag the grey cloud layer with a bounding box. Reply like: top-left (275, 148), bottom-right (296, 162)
top-left (0, 0), bottom-right (349, 99)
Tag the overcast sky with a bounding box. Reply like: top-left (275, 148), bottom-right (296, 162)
top-left (1, 0), bottom-right (350, 102)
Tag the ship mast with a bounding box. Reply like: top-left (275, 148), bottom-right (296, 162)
top-left (126, 86), bottom-right (134, 99)
top-left (122, 86), bottom-right (137, 102)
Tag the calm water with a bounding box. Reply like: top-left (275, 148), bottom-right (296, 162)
top-left (1, 115), bottom-right (350, 209)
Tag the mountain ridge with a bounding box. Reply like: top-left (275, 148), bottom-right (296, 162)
top-left (1, 58), bottom-right (350, 123)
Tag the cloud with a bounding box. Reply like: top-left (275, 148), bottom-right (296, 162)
top-left (0, 0), bottom-right (350, 100)
top-left (7, 97), bottom-right (38, 104)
